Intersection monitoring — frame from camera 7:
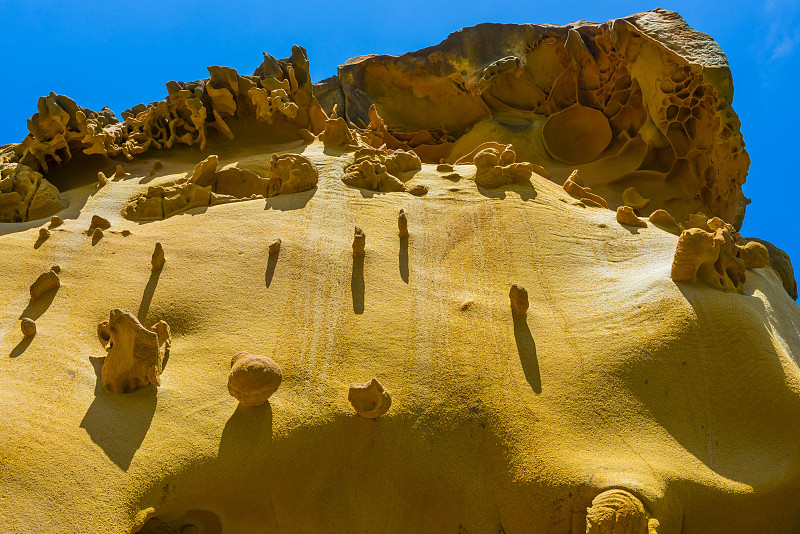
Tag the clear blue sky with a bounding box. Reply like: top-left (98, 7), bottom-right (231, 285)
top-left (1, 0), bottom-right (797, 269)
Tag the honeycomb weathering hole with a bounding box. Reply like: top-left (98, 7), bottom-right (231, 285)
top-left (542, 104), bottom-right (612, 164)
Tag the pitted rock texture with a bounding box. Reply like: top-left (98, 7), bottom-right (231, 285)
top-left (324, 9), bottom-right (748, 228)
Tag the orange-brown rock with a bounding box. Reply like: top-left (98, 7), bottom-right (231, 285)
top-left (20, 318), bottom-right (36, 338)
top-left (325, 10), bottom-right (749, 227)
top-left (562, 170), bottom-right (608, 209)
top-left (398, 209), bottom-right (408, 237)
top-left (348, 378), bottom-right (391, 418)
top-left (0, 163), bottom-right (66, 222)
top-left (97, 309), bottom-right (171, 394)
top-left (227, 351), bottom-right (282, 407)
top-left (509, 284), bottom-right (529, 316)
top-left (341, 147), bottom-right (421, 194)
top-left (151, 242), bottom-right (165, 271)
top-left (616, 205), bottom-right (647, 228)
top-left (29, 268), bottom-right (60, 300)
top-left (671, 217), bottom-right (769, 293)
top-left (352, 226), bottom-right (366, 256)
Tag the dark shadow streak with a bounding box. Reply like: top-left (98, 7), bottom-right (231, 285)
top-left (351, 256), bottom-right (364, 314)
top-left (218, 403), bottom-right (274, 461)
top-left (399, 236), bottom-right (409, 284)
top-left (9, 337), bottom-right (32, 358)
top-left (19, 288), bottom-right (57, 321)
top-left (265, 251), bottom-right (279, 288)
top-left (514, 314), bottom-right (541, 393)
top-left (33, 234), bottom-right (48, 249)
top-left (137, 269), bottom-right (162, 324)
top-left (80, 380), bottom-right (157, 471)
top-left (91, 232), bottom-right (103, 246)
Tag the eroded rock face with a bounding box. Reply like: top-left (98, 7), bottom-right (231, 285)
top-left (11, 46), bottom-right (324, 174)
top-left (671, 217), bottom-right (768, 293)
top-left (341, 147), bottom-right (421, 194)
top-left (124, 153), bottom-right (318, 221)
top-left (327, 9), bottom-right (748, 227)
top-left (0, 163), bottom-right (66, 222)
top-left (97, 309), bottom-right (171, 394)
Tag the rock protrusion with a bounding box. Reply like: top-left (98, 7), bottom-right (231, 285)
top-left (746, 237), bottom-right (798, 300)
top-left (228, 351), bottom-right (282, 407)
top-left (20, 318), bottom-right (36, 338)
top-left (509, 284), bottom-right (529, 316)
top-left (114, 165), bottom-right (125, 178)
top-left (29, 268), bottom-right (60, 300)
top-left (89, 214), bottom-right (111, 230)
top-left (671, 217), bottom-right (769, 293)
top-left (151, 242), bottom-right (165, 271)
top-left (49, 215), bottom-right (63, 228)
top-left (586, 489), bottom-right (659, 534)
top-left (38, 228), bottom-right (51, 241)
top-left (348, 378), bottom-right (392, 418)
top-left (124, 153), bottom-right (318, 221)
top-left (471, 146), bottom-right (533, 188)
top-left (562, 170), bottom-right (608, 208)
top-left (616, 206), bottom-right (647, 228)
top-left (97, 171), bottom-right (109, 186)
top-left (622, 186), bottom-right (650, 210)
top-left (269, 238), bottom-right (281, 255)
top-left (342, 147), bottom-right (422, 194)
top-left (97, 309), bottom-right (171, 394)
top-left (352, 226), bottom-right (366, 256)
top-left (398, 209), bottom-right (409, 237)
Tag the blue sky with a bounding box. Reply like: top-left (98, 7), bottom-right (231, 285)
top-left (1, 0), bottom-right (797, 269)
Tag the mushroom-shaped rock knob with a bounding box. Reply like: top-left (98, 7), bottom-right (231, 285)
top-left (348, 378), bottom-right (391, 418)
top-left (509, 284), bottom-right (529, 316)
top-left (228, 351), bottom-right (282, 406)
top-left (352, 226), bottom-right (366, 257)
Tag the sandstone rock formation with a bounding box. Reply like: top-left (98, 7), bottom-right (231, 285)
top-left (227, 351), bottom-right (283, 407)
top-left (29, 268), bottom-right (60, 300)
top-left (0, 163), bottom-right (66, 222)
top-left (0, 9), bottom-right (798, 534)
top-left (585, 489), bottom-right (659, 534)
top-left (341, 147), bottom-right (421, 194)
top-left (348, 378), bottom-right (391, 418)
top-left (562, 170), bottom-right (609, 208)
top-left (124, 153), bottom-right (317, 221)
top-left (97, 309), bottom-right (171, 394)
top-left (746, 238), bottom-right (798, 300)
top-left (10, 47), bottom-right (324, 174)
top-left (151, 243), bottom-right (165, 271)
top-left (20, 318), bottom-right (36, 338)
top-left (671, 216), bottom-right (769, 293)
top-left (352, 226), bottom-right (365, 256)
top-left (509, 284), bottom-right (529, 316)
top-left (325, 9), bottom-right (748, 227)
top-left (398, 209), bottom-right (408, 237)
top-left (616, 205), bottom-right (647, 228)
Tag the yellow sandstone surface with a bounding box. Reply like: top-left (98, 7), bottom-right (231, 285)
top-left (0, 8), bottom-right (799, 534)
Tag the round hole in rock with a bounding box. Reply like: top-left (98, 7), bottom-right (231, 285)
top-left (542, 104), bottom-right (612, 164)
